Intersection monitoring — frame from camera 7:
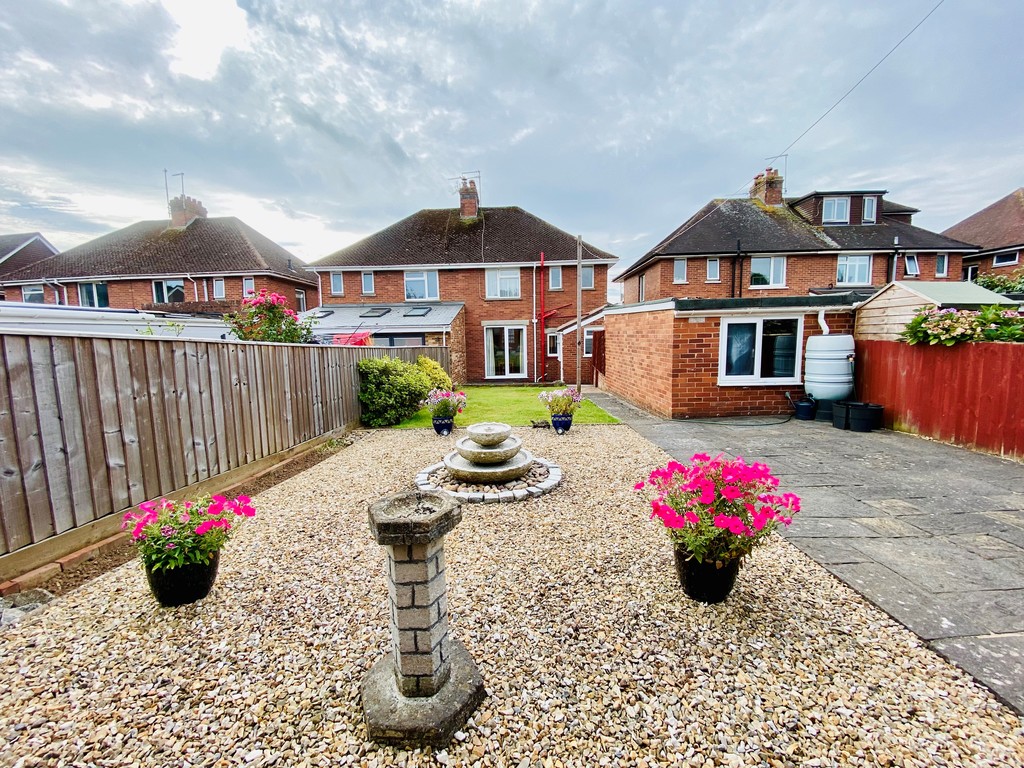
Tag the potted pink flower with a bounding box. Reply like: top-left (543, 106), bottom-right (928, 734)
top-left (422, 388), bottom-right (467, 436)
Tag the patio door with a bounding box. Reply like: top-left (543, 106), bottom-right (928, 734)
top-left (485, 325), bottom-right (527, 378)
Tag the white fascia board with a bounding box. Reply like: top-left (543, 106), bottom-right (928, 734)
top-left (311, 260), bottom-right (617, 273)
top-left (1, 270), bottom-right (290, 286)
top-left (674, 304), bottom-right (855, 319)
top-left (603, 300), bottom-right (675, 315)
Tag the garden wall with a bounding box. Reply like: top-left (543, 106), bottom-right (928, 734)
top-left (856, 339), bottom-right (1024, 460)
top-left (0, 331), bottom-right (449, 577)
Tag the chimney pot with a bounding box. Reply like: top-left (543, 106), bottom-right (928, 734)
top-left (749, 169), bottom-right (784, 206)
top-left (459, 178), bottom-right (479, 220)
top-left (168, 194), bottom-right (208, 227)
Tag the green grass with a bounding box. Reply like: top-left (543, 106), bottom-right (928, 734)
top-left (395, 385), bottom-right (620, 428)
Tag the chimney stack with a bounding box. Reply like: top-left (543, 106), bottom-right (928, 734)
top-left (459, 179), bottom-right (479, 220)
top-left (749, 167), bottom-right (784, 206)
top-left (169, 195), bottom-right (208, 227)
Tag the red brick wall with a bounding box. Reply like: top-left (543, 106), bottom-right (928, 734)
top-left (602, 307), bottom-right (856, 418)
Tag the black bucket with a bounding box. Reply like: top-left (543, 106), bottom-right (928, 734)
top-left (794, 399), bottom-right (816, 420)
top-left (815, 399), bottom-right (835, 422)
top-left (832, 401), bottom-right (860, 430)
top-left (850, 403), bottom-right (883, 432)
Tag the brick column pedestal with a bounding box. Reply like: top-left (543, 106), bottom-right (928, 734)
top-left (361, 491), bottom-right (485, 747)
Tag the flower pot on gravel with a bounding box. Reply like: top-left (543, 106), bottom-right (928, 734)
top-left (145, 553), bottom-right (220, 607)
top-left (550, 414), bottom-right (573, 435)
top-left (432, 417), bottom-right (455, 436)
top-left (538, 387), bottom-right (584, 435)
top-left (673, 549), bottom-right (740, 604)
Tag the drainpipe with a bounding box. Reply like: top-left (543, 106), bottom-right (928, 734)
top-left (186, 273), bottom-right (199, 301)
top-left (817, 309), bottom-right (830, 335)
top-left (531, 261), bottom-right (538, 382)
top-left (45, 278), bottom-right (68, 305)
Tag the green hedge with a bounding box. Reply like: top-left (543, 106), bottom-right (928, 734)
top-left (357, 357), bottom-right (432, 427)
top-left (417, 355), bottom-right (453, 390)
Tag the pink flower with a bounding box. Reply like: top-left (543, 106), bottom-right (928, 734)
top-left (634, 481), bottom-right (645, 491)
top-left (195, 520), bottom-right (215, 536)
top-left (721, 485), bottom-right (743, 501)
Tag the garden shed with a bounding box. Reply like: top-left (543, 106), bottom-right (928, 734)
top-left (854, 281), bottom-right (1018, 341)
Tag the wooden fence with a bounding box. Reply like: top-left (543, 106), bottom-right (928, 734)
top-left (856, 339), bottom-right (1024, 460)
top-left (0, 332), bottom-right (449, 560)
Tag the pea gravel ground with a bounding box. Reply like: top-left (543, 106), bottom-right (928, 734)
top-left (2, 426), bottom-right (1022, 768)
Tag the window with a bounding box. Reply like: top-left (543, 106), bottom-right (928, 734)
top-left (405, 270), bottom-right (439, 300)
top-left (22, 284), bottom-right (44, 303)
top-left (295, 290), bottom-right (306, 313)
top-left (213, 278), bottom-right (225, 299)
top-left (749, 256), bottom-right (786, 287)
top-left (153, 279), bottom-right (185, 304)
top-left (862, 196), bottom-right (877, 224)
top-left (485, 268), bottom-right (521, 299)
top-left (904, 254), bottom-right (920, 277)
top-left (719, 317), bottom-right (801, 385)
top-left (822, 197), bottom-right (850, 224)
top-left (361, 271), bottom-right (374, 295)
top-left (993, 250), bottom-right (1020, 267)
top-left (549, 265), bottom-right (562, 290)
top-left (935, 253), bottom-right (948, 278)
top-left (78, 282), bottom-right (109, 308)
top-left (360, 307), bottom-right (391, 318)
top-left (580, 264), bottom-right (595, 290)
top-left (546, 332), bottom-right (560, 357)
top-left (242, 277), bottom-right (255, 296)
top-left (673, 258), bottom-right (687, 283)
top-left (965, 264), bottom-right (979, 281)
top-left (637, 274), bottom-right (645, 302)
top-left (330, 272), bottom-right (344, 296)
top-left (583, 328), bottom-right (596, 357)
top-left (836, 255), bottom-right (872, 285)
top-left (706, 258), bottom-right (720, 282)
top-left (404, 306), bottom-right (431, 317)
top-left (381, 334), bottom-right (425, 347)
top-left (485, 326), bottom-right (526, 378)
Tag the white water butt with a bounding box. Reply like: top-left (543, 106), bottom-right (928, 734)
top-left (804, 334), bottom-right (855, 401)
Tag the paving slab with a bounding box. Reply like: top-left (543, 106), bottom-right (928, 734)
top-left (786, 538), bottom-right (873, 565)
top-left (782, 517), bottom-right (882, 538)
top-left (930, 635), bottom-right (1024, 714)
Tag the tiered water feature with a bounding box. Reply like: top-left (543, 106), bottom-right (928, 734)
top-left (415, 422), bottom-right (562, 503)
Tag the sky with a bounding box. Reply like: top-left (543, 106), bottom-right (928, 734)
top-left (1, 0), bottom-right (1022, 276)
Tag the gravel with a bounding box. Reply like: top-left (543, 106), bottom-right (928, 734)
top-left (2, 425), bottom-right (1021, 767)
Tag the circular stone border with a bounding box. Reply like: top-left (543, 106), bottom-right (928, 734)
top-left (414, 457), bottom-right (562, 503)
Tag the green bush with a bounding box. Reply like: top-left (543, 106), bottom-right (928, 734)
top-left (357, 357), bottom-right (432, 427)
top-left (900, 305), bottom-right (1024, 346)
top-left (974, 268), bottom-right (1024, 294)
top-left (417, 355), bottom-right (453, 390)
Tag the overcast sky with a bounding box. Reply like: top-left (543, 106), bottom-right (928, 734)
top-left (1, 0), bottom-right (1022, 274)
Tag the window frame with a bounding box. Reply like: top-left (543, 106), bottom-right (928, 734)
top-left (673, 258), bottom-right (688, 284)
top-left (330, 272), bottom-right (344, 296)
top-left (718, 315), bottom-right (803, 386)
top-left (404, 270), bottom-right (439, 301)
top-left (862, 196), bottom-right (877, 224)
top-left (706, 258), bottom-right (720, 283)
top-left (993, 250), bottom-right (1020, 267)
top-left (546, 332), bottom-right (560, 357)
top-left (484, 324), bottom-right (528, 378)
top-left (935, 253), bottom-right (949, 278)
top-left (580, 264), bottom-right (595, 290)
top-left (904, 254), bottom-right (921, 277)
top-left (836, 255), bottom-right (872, 286)
top-left (242, 277), bottom-right (256, 296)
top-left (583, 327), bottom-right (597, 357)
top-left (295, 289), bottom-right (306, 313)
top-left (549, 265), bottom-right (562, 290)
top-left (152, 279), bottom-right (186, 304)
top-left (361, 271), bottom-right (375, 295)
top-left (212, 278), bottom-right (225, 300)
top-left (749, 256), bottom-right (786, 288)
top-left (637, 274), bottom-right (645, 303)
top-left (78, 282), bottom-right (109, 308)
top-left (485, 267), bottom-right (521, 300)
top-left (22, 284), bottom-right (45, 303)
top-left (822, 196), bottom-right (850, 224)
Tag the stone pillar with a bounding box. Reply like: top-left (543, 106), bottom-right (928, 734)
top-left (361, 491), bottom-right (485, 747)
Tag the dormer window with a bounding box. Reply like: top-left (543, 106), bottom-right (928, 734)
top-left (822, 197), bottom-right (850, 224)
top-left (862, 196), bottom-right (877, 224)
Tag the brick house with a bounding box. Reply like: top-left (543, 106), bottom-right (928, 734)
top-left (308, 180), bottom-right (617, 384)
top-left (617, 168), bottom-right (975, 304)
top-left (942, 188), bottom-right (1024, 280)
top-left (0, 233), bottom-right (60, 301)
top-left (0, 196), bottom-right (318, 313)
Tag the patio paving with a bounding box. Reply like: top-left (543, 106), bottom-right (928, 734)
top-left (586, 387), bottom-right (1024, 715)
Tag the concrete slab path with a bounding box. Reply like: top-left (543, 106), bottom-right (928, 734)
top-left (584, 387), bottom-right (1024, 714)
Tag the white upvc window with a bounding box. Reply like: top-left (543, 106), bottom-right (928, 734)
top-left (78, 282), bottom-right (109, 307)
top-left (485, 268), bottom-right (521, 299)
top-left (580, 264), bottom-right (595, 290)
top-left (549, 265), bottom-right (562, 290)
top-left (330, 272), bottom-right (344, 295)
top-left (361, 271), bottom-right (374, 295)
top-left (153, 279), bottom-right (185, 303)
top-left (904, 254), bottom-right (921, 277)
top-left (295, 290), bottom-right (306, 313)
top-left (546, 332), bottom-right (560, 357)
top-left (583, 328), bottom-right (596, 357)
top-left (673, 258), bottom-right (687, 283)
top-left (706, 258), bottom-right (720, 282)
top-left (242, 277), bottom-right (255, 296)
top-left (405, 270), bottom-right (439, 301)
top-left (862, 196), bottom-right (877, 224)
top-left (966, 264), bottom-right (979, 281)
top-left (637, 274), bottom-right (646, 302)
top-left (749, 256), bottom-right (786, 288)
top-left (22, 284), bottom-right (45, 303)
top-left (718, 316), bottom-right (802, 386)
top-left (822, 197), bottom-right (850, 224)
top-left (836, 255), bottom-right (872, 285)
top-left (213, 278), bottom-right (225, 299)
top-left (993, 250), bottom-right (1020, 267)
top-left (935, 253), bottom-right (949, 278)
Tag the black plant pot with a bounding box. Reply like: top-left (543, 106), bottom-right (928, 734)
top-left (673, 549), bottom-right (740, 604)
top-left (550, 414), bottom-right (573, 435)
top-left (432, 417), bottom-right (455, 436)
top-left (145, 553), bottom-right (220, 607)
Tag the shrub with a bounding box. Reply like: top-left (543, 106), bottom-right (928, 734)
top-left (974, 268), bottom-right (1024, 294)
top-left (900, 305), bottom-right (1024, 346)
top-left (358, 357), bottom-right (432, 427)
top-left (417, 355), bottom-right (453, 390)
top-left (225, 289), bottom-right (315, 343)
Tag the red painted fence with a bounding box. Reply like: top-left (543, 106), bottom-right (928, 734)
top-left (856, 340), bottom-right (1024, 461)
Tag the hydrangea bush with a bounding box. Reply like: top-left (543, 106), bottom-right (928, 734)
top-left (225, 289), bottom-right (316, 343)
top-left (636, 453), bottom-right (800, 566)
top-left (538, 387), bottom-right (584, 415)
top-left (422, 388), bottom-right (467, 419)
top-left (900, 305), bottom-right (1023, 346)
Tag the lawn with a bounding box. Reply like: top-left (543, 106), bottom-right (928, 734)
top-left (396, 385), bottom-right (620, 428)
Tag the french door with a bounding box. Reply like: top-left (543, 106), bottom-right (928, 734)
top-left (485, 326), bottom-right (527, 378)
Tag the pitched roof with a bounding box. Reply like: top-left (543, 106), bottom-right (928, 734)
top-left (857, 281), bottom-right (1019, 311)
top-left (942, 188), bottom-right (1024, 251)
top-left (1, 218), bottom-right (317, 286)
top-left (312, 207), bottom-right (617, 269)
top-left (0, 233), bottom-right (60, 279)
top-left (619, 196), bottom-right (975, 281)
